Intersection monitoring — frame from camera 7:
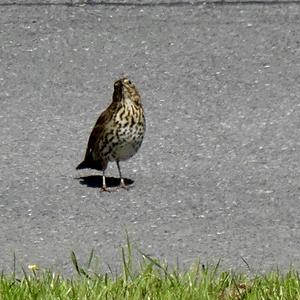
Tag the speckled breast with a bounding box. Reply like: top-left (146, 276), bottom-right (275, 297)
top-left (104, 103), bottom-right (145, 162)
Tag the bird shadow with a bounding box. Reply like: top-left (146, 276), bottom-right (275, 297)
top-left (76, 175), bottom-right (134, 189)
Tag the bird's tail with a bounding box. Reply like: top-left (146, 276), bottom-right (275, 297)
top-left (76, 149), bottom-right (93, 169)
top-left (76, 159), bottom-right (91, 170)
top-left (76, 153), bottom-right (105, 171)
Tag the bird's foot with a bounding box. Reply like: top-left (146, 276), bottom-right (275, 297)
top-left (100, 186), bottom-right (112, 192)
top-left (119, 179), bottom-right (129, 191)
top-left (120, 184), bottom-right (129, 191)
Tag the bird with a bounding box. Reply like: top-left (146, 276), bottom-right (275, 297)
top-left (76, 78), bottom-right (145, 191)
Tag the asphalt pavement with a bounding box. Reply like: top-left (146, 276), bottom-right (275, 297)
top-left (0, 0), bottom-right (299, 276)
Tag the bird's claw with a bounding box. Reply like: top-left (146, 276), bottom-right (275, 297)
top-left (100, 186), bottom-right (111, 192)
top-left (120, 183), bottom-right (129, 191)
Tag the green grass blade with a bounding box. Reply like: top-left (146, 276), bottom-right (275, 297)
top-left (71, 251), bottom-right (81, 276)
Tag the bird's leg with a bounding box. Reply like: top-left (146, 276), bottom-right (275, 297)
top-left (116, 161), bottom-right (128, 190)
top-left (100, 170), bottom-right (110, 192)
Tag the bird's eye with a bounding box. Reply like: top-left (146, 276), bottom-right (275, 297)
top-left (127, 80), bottom-right (132, 85)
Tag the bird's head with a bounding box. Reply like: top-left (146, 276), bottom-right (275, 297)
top-left (113, 78), bottom-right (141, 105)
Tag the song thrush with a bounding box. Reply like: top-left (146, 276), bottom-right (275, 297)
top-left (76, 78), bottom-right (145, 191)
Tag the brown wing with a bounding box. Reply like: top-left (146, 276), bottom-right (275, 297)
top-left (77, 101), bottom-right (117, 170)
top-left (84, 101), bottom-right (117, 159)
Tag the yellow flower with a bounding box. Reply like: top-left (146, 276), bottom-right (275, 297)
top-left (28, 264), bottom-right (40, 271)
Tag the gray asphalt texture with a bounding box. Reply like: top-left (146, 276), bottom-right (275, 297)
top-left (0, 0), bottom-right (299, 276)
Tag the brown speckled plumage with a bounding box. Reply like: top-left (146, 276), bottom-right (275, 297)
top-left (76, 78), bottom-right (145, 191)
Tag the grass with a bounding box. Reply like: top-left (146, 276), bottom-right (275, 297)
top-left (1, 239), bottom-right (300, 299)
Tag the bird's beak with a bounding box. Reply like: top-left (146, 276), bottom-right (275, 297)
top-left (113, 80), bottom-right (123, 101)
